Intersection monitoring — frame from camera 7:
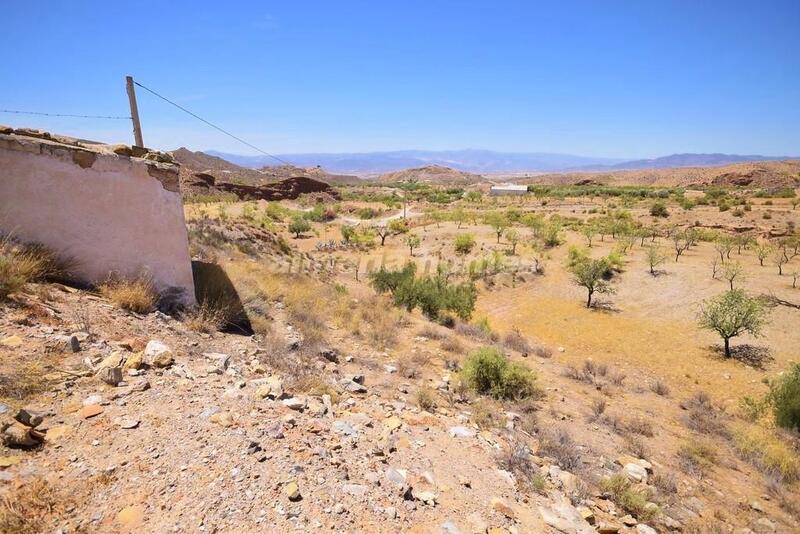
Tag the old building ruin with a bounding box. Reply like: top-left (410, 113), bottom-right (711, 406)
top-left (0, 126), bottom-right (196, 305)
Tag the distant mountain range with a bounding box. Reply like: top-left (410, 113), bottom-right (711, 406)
top-left (205, 149), bottom-right (797, 175)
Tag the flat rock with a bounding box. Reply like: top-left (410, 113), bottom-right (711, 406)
top-left (80, 404), bottom-right (103, 419)
top-left (538, 497), bottom-right (594, 534)
top-left (448, 426), bottom-right (476, 438)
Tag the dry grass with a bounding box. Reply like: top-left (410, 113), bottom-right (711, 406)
top-left (440, 335), bottom-right (465, 354)
top-left (732, 425), bottom-right (799, 483)
top-left (681, 391), bottom-right (729, 437)
top-left (0, 238), bottom-right (70, 299)
top-left (0, 479), bottom-right (65, 533)
top-left (588, 398), bottom-right (607, 422)
top-left (626, 417), bottom-right (655, 437)
top-left (415, 387), bottom-right (437, 412)
top-left (625, 435), bottom-right (649, 459)
top-left (678, 439), bottom-right (718, 476)
top-left (0, 359), bottom-right (52, 402)
top-left (502, 329), bottom-right (532, 355)
top-left (98, 276), bottom-right (157, 314)
top-left (469, 398), bottom-right (504, 429)
top-left (650, 378), bottom-right (670, 396)
top-left (417, 324), bottom-right (448, 340)
top-left (184, 302), bottom-right (226, 333)
top-left (539, 428), bottom-right (582, 471)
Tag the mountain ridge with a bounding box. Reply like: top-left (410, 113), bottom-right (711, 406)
top-left (206, 149), bottom-right (797, 174)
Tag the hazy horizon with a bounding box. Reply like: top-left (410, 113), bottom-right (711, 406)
top-left (2, 1), bottom-right (799, 158)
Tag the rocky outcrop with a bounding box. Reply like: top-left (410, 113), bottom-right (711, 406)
top-left (188, 172), bottom-right (340, 201)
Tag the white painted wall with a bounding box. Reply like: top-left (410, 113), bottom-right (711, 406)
top-left (0, 134), bottom-right (196, 305)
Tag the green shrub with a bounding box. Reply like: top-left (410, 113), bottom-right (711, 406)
top-left (370, 263), bottom-right (477, 320)
top-left (650, 201), bottom-right (669, 217)
top-left (461, 346), bottom-right (539, 400)
top-left (601, 474), bottom-right (658, 520)
top-left (288, 216), bottom-right (311, 238)
top-left (771, 364), bottom-right (800, 431)
top-left (454, 233), bottom-right (476, 255)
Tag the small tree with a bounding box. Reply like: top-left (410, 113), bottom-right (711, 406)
top-left (454, 233), bottom-right (476, 255)
top-left (773, 249), bottom-right (789, 275)
top-left (341, 224), bottom-right (356, 243)
top-left (791, 197), bottom-right (799, 211)
top-left (374, 225), bottom-right (392, 246)
top-left (755, 242), bottom-right (773, 267)
top-left (485, 212), bottom-right (509, 243)
top-left (645, 246), bottom-right (667, 276)
top-left (723, 262), bottom-right (744, 290)
top-left (568, 256), bottom-right (613, 308)
top-left (698, 289), bottom-right (769, 358)
top-left (406, 234), bottom-right (421, 256)
top-left (673, 232), bottom-right (690, 262)
top-left (288, 216), bottom-right (311, 238)
top-left (714, 236), bottom-right (734, 262)
top-left (505, 228), bottom-right (520, 255)
top-left (582, 224), bottom-right (597, 247)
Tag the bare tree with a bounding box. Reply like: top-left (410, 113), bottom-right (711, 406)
top-left (773, 249), bottom-right (789, 275)
top-left (711, 258), bottom-right (720, 279)
top-left (755, 241), bottom-right (773, 267)
top-left (673, 232), bottom-right (690, 262)
top-left (723, 262), bottom-right (744, 290)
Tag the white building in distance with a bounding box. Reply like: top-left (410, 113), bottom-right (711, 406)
top-left (489, 184), bottom-right (528, 196)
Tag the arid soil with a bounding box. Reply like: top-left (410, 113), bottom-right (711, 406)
top-left (2, 187), bottom-right (799, 534)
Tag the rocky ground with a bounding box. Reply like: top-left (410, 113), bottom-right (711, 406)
top-left (1, 277), bottom-right (798, 533)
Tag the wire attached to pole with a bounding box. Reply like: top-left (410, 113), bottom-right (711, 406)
top-left (0, 109), bottom-right (131, 120)
top-left (132, 80), bottom-right (292, 166)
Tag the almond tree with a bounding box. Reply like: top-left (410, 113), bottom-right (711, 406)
top-left (699, 289), bottom-right (769, 358)
top-left (505, 228), bottom-right (520, 255)
top-left (406, 234), bottom-right (421, 256)
top-left (773, 249), bottom-right (789, 275)
top-left (755, 242), bottom-right (774, 267)
top-left (645, 246), bottom-right (667, 276)
top-left (723, 262), bottom-right (744, 290)
top-left (568, 256), bottom-right (614, 308)
top-left (673, 231), bottom-right (690, 262)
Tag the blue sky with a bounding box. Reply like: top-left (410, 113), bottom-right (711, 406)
top-left (1, 1), bottom-right (798, 158)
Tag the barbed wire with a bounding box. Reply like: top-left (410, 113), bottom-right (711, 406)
top-left (133, 80), bottom-right (293, 166)
top-left (0, 109), bottom-right (131, 120)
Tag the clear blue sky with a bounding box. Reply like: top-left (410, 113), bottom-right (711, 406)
top-left (1, 1), bottom-right (798, 158)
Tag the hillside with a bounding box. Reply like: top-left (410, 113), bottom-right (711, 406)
top-left (171, 148), bottom-right (360, 187)
top-left (511, 159), bottom-right (800, 188)
top-left (376, 164), bottom-right (485, 185)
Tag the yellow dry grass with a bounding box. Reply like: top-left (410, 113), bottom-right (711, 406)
top-left (0, 479), bottom-right (65, 534)
top-left (98, 276), bottom-right (157, 314)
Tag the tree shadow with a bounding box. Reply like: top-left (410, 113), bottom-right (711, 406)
top-left (708, 344), bottom-right (773, 370)
top-left (590, 300), bottom-right (621, 313)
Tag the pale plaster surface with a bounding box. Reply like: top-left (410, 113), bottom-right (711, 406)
top-left (0, 134), bottom-right (196, 305)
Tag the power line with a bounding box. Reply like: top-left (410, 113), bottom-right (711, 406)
top-left (0, 109), bottom-right (131, 120)
top-left (132, 80), bottom-right (293, 166)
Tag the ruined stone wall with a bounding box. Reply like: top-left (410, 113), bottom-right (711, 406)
top-left (0, 127), bottom-right (196, 305)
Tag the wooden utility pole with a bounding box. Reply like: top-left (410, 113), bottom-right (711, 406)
top-left (125, 76), bottom-right (144, 148)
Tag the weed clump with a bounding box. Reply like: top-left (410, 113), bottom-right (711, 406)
top-left (601, 474), bottom-right (658, 520)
